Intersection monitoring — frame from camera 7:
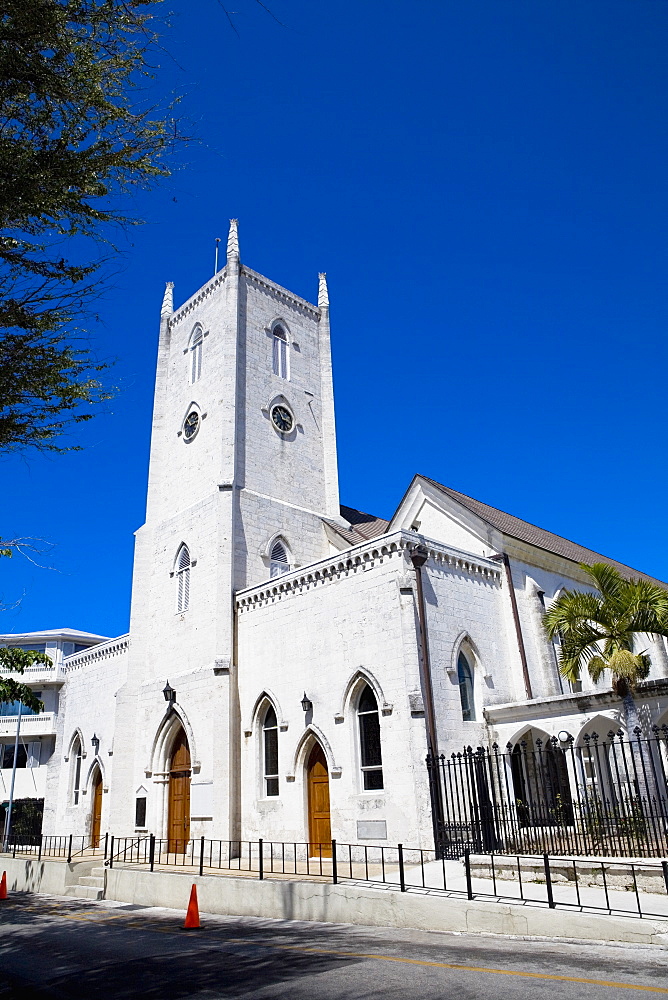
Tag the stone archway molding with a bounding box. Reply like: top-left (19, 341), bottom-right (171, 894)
top-left (335, 667), bottom-right (392, 722)
top-left (146, 703), bottom-right (200, 777)
top-left (287, 724), bottom-right (341, 781)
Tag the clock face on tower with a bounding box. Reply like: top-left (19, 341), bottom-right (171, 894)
top-left (271, 404), bottom-right (294, 434)
top-left (183, 410), bottom-right (200, 441)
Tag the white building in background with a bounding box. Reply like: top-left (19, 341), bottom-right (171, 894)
top-left (5, 222), bottom-right (668, 851)
top-left (0, 630), bottom-right (107, 821)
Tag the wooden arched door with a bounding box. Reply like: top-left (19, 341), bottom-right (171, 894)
top-left (167, 728), bottom-right (191, 853)
top-left (307, 743), bottom-right (331, 857)
top-left (91, 769), bottom-right (103, 848)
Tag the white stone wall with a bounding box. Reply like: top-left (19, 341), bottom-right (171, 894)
top-left (236, 532), bottom-right (510, 849)
top-left (44, 637), bottom-right (129, 837)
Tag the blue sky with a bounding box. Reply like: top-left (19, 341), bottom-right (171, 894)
top-left (2, 0), bottom-right (668, 637)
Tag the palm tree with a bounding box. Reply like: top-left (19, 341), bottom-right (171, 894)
top-left (543, 562), bottom-right (668, 802)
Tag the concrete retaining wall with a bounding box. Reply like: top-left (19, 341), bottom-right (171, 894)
top-left (105, 867), bottom-right (668, 946)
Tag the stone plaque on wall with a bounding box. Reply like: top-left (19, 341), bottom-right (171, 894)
top-left (356, 819), bottom-right (387, 841)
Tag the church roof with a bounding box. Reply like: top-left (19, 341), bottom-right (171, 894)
top-left (422, 477), bottom-right (667, 587)
top-left (338, 504), bottom-right (390, 545)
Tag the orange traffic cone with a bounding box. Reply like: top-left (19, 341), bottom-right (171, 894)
top-left (0, 872), bottom-right (7, 900)
top-left (183, 883), bottom-right (200, 929)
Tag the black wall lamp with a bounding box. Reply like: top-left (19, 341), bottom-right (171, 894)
top-left (163, 680), bottom-right (176, 706)
top-left (301, 692), bottom-right (312, 713)
top-left (91, 733), bottom-right (100, 752)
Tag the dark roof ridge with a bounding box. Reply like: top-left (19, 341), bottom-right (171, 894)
top-left (418, 474), bottom-right (667, 587)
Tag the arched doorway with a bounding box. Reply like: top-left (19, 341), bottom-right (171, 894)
top-left (167, 727), bottom-right (191, 852)
top-left (90, 769), bottom-right (103, 848)
top-left (306, 743), bottom-right (331, 857)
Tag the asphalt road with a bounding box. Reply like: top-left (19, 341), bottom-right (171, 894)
top-left (0, 894), bottom-right (667, 1000)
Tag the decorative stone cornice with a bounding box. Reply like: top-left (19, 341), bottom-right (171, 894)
top-left (169, 271), bottom-right (227, 328)
top-left (64, 634), bottom-right (130, 672)
top-left (241, 265), bottom-right (320, 318)
top-left (235, 531), bottom-right (501, 612)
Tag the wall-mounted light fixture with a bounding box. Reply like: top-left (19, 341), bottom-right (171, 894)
top-left (557, 730), bottom-right (572, 744)
top-left (163, 680), bottom-right (176, 706)
top-left (91, 733), bottom-right (100, 752)
top-left (301, 692), bottom-right (312, 713)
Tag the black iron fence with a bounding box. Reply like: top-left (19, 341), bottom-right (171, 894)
top-left (427, 727), bottom-right (668, 859)
top-left (4, 833), bottom-right (668, 920)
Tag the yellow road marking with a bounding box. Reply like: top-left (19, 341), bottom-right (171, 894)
top-left (247, 941), bottom-right (668, 993)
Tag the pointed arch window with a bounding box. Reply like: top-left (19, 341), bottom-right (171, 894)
top-left (272, 325), bottom-right (289, 379)
top-left (176, 545), bottom-right (191, 613)
top-left (263, 705), bottom-right (279, 796)
top-left (190, 327), bottom-right (203, 383)
top-left (270, 539), bottom-right (290, 578)
top-left (457, 650), bottom-right (475, 722)
top-left (358, 684), bottom-right (383, 790)
top-left (72, 736), bottom-right (82, 805)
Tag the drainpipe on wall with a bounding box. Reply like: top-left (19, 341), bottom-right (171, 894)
top-left (409, 544), bottom-right (445, 853)
top-left (409, 544), bottom-right (438, 757)
top-left (491, 553), bottom-right (533, 701)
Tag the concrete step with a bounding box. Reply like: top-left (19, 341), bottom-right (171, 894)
top-left (71, 885), bottom-right (104, 900)
top-left (90, 867), bottom-right (106, 878)
top-left (78, 876), bottom-right (104, 888)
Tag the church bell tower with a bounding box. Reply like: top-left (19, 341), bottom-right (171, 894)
top-left (109, 221), bottom-right (340, 839)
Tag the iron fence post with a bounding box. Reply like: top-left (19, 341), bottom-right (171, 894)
top-left (543, 854), bottom-right (555, 909)
top-left (464, 849), bottom-right (473, 900)
top-left (398, 843), bottom-right (406, 892)
top-left (662, 860), bottom-right (668, 896)
top-left (109, 835), bottom-right (114, 869)
top-left (104, 832), bottom-right (109, 861)
top-left (38, 834), bottom-right (42, 863)
top-left (332, 840), bottom-right (338, 885)
top-left (258, 839), bottom-right (263, 880)
top-left (149, 834), bottom-right (155, 872)
top-left (198, 835), bottom-right (205, 877)
top-left (67, 834), bottom-right (72, 864)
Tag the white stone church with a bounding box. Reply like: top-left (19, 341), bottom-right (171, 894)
top-left (2, 221), bottom-right (668, 852)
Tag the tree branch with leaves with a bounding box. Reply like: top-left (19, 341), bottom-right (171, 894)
top-left (0, 0), bottom-right (181, 454)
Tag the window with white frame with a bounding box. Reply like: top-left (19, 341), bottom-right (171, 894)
top-left (176, 545), bottom-right (191, 613)
top-left (272, 325), bottom-right (289, 379)
top-left (263, 705), bottom-right (279, 796)
top-left (457, 650), bottom-right (475, 721)
top-left (72, 736), bottom-right (82, 805)
top-left (190, 327), bottom-right (203, 383)
top-left (358, 684), bottom-right (383, 790)
top-left (269, 539), bottom-right (290, 578)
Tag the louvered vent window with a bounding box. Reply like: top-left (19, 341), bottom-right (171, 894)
top-left (272, 326), bottom-right (288, 379)
top-left (263, 705), bottom-right (279, 796)
top-left (270, 540), bottom-right (290, 578)
top-left (176, 545), bottom-right (191, 613)
top-left (190, 328), bottom-right (203, 383)
top-left (358, 685), bottom-right (383, 790)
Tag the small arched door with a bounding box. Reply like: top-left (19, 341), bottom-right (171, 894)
top-left (168, 728), bottom-right (191, 852)
top-left (91, 769), bottom-right (103, 848)
top-left (307, 744), bottom-right (331, 857)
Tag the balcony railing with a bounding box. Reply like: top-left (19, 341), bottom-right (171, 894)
top-left (0, 663), bottom-right (63, 685)
top-left (0, 712), bottom-right (56, 737)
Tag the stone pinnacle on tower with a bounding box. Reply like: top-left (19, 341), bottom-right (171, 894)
top-left (160, 281), bottom-right (174, 317)
top-left (318, 272), bottom-right (329, 309)
top-left (227, 219), bottom-right (240, 263)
